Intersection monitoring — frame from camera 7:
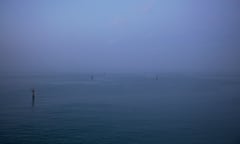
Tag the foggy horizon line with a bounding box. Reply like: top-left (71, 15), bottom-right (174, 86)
top-left (0, 70), bottom-right (239, 76)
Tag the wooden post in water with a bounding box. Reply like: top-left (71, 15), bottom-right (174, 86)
top-left (32, 88), bottom-right (35, 107)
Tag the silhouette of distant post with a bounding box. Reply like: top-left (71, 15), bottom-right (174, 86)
top-left (32, 88), bottom-right (35, 107)
top-left (90, 75), bottom-right (94, 80)
top-left (156, 75), bottom-right (158, 80)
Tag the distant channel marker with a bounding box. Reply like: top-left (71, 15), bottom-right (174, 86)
top-left (31, 88), bottom-right (35, 107)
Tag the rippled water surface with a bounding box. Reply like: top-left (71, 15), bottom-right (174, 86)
top-left (0, 73), bottom-right (240, 144)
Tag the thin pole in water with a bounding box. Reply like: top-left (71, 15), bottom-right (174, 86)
top-left (32, 88), bottom-right (35, 107)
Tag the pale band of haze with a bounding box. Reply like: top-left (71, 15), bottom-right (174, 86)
top-left (1, 0), bottom-right (240, 74)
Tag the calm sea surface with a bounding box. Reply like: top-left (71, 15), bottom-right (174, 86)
top-left (0, 73), bottom-right (240, 144)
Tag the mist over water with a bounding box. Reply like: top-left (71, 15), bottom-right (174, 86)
top-left (1, 0), bottom-right (240, 143)
top-left (1, 0), bottom-right (240, 73)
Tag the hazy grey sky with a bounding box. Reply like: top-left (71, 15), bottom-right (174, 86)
top-left (1, 0), bottom-right (240, 73)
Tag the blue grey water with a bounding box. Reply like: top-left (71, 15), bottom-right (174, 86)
top-left (0, 73), bottom-right (240, 144)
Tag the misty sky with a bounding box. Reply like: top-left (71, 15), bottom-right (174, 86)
top-left (1, 0), bottom-right (240, 73)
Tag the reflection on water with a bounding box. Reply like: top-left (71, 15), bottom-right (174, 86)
top-left (32, 95), bottom-right (35, 107)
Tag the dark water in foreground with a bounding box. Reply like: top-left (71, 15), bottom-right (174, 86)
top-left (0, 73), bottom-right (240, 144)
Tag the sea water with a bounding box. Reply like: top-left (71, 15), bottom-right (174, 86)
top-left (0, 73), bottom-right (240, 144)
